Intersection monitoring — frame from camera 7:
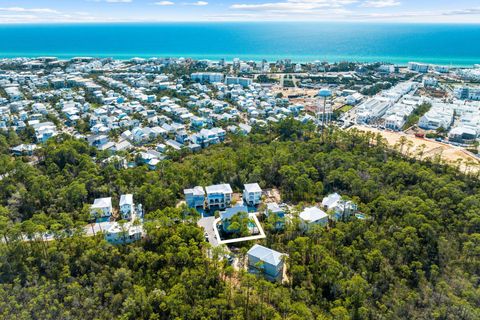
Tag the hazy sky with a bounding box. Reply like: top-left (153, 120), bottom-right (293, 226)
top-left (0, 0), bottom-right (479, 23)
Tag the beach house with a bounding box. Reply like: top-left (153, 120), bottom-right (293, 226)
top-left (90, 197), bottom-right (113, 219)
top-left (243, 183), bottom-right (262, 206)
top-left (184, 186), bottom-right (206, 208)
top-left (205, 183), bottom-right (232, 210)
top-left (247, 244), bottom-right (285, 280)
top-left (299, 206), bottom-right (328, 230)
top-left (119, 194), bottom-right (134, 220)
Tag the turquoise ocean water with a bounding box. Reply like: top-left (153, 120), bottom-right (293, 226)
top-left (0, 22), bottom-right (479, 66)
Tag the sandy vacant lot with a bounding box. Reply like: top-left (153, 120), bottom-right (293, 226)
top-left (352, 125), bottom-right (480, 173)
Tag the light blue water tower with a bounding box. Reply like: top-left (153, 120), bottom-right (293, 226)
top-left (317, 88), bottom-right (332, 129)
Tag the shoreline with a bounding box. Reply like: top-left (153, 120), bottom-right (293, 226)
top-left (0, 54), bottom-right (478, 67)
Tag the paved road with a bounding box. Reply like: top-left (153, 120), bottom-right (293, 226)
top-left (197, 216), bottom-right (219, 247)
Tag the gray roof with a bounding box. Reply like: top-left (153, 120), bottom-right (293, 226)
top-left (248, 244), bottom-right (284, 267)
top-left (220, 205), bottom-right (248, 220)
top-left (206, 183), bottom-right (232, 194)
top-left (244, 183), bottom-right (262, 193)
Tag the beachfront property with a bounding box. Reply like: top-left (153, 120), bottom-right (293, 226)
top-left (119, 194), bottom-right (134, 220)
top-left (184, 186), bottom-right (206, 208)
top-left (205, 183), bottom-right (233, 210)
top-left (247, 244), bottom-right (285, 280)
top-left (243, 183), bottom-right (262, 206)
top-left (408, 62), bottom-right (429, 73)
top-left (299, 206), bottom-right (329, 230)
top-left (191, 72), bottom-right (224, 83)
top-left (91, 197), bottom-right (113, 218)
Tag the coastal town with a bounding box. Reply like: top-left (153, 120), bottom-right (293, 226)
top-left (1, 56), bottom-right (479, 282)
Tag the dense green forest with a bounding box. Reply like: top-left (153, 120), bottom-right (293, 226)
top-left (0, 120), bottom-right (479, 319)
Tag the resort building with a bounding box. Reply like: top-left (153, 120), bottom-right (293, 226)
top-left (191, 72), bottom-right (224, 83)
top-left (408, 62), bottom-right (429, 73)
top-left (454, 86), bottom-right (480, 101)
top-left (225, 76), bottom-right (253, 87)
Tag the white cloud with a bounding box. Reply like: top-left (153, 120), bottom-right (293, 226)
top-left (231, 0), bottom-right (357, 12)
top-left (0, 7), bottom-right (60, 14)
top-left (361, 0), bottom-right (400, 8)
top-left (183, 1), bottom-right (208, 6)
top-left (154, 1), bottom-right (175, 5)
top-left (443, 7), bottom-right (480, 16)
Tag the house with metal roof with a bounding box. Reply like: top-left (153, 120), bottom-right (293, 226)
top-left (247, 244), bottom-right (285, 280)
top-left (299, 206), bottom-right (328, 229)
top-left (90, 197), bottom-right (113, 219)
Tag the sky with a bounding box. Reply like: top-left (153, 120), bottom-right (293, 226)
top-left (0, 0), bottom-right (479, 23)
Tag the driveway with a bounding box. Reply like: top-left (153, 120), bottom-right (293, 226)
top-left (197, 216), bottom-right (219, 247)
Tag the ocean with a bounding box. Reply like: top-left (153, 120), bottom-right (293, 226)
top-left (0, 22), bottom-right (479, 66)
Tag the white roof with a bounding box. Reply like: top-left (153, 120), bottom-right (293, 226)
top-left (322, 193), bottom-right (341, 209)
top-left (266, 202), bottom-right (283, 213)
top-left (184, 186), bottom-right (205, 196)
top-left (299, 207), bottom-right (328, 223)
top-left (92, 197), bottom-right (112, 209)
top-left (120, 194), bottom-right (133, 206)
top-left (244, 183), bottom-right (262, 193)
top-left (206, 183), bottom-right (232, 194)
top-left (248, 244), bottom-right (284, 267)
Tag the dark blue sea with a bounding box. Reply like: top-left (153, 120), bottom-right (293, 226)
top-left (0, 22), bottom-right (479, 65)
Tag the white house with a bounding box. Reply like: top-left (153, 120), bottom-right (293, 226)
top-left (299, 206), bottom-right (328, 229)
top-left (105, 222), bottom-right (143, 245)
top-left (205, 183), bottom-right (233, 210)
top-left (243, 183), bottom-right (262, 206)
top-left (322, 193), bottom-right (358, 221)
top-left (119, 194), bottom-right (134, 220)
top-left (91, 197), bottom-right (113, 218)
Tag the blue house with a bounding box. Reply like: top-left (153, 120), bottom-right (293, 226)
top-left (247, 244), bottom-right (285, 280)
top-left (184, 186), bottom-right (205, 208)
top-left (265, 202), bottom-right (285, 229)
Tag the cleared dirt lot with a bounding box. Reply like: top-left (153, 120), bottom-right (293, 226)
top-left (352, 125), bottom-right (480, 173)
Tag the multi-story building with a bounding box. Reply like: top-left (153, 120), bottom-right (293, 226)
top-left (119, 194), bottom-right (134, 220)
top-left (243, 183), bottom-right (262, 206)
top-left (205, 183), bottom-right (232, 210)
top-left (184, 186), bottom-right (206, 208)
